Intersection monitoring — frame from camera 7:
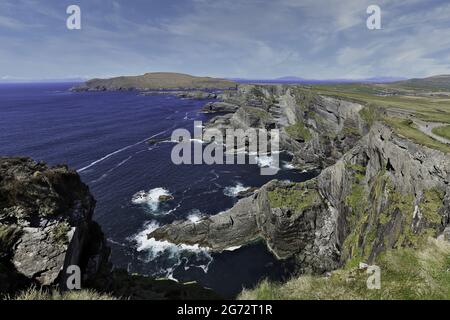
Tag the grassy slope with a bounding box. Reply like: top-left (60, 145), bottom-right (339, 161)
top-left (432, 125), bottom-right (450, 140)
top-left (310, 83), bottom-right (450, 153)
top-left (239, 238), bottom-right (450, 300)
top-left (385, 118), bottom-right (450, 153)
top-left (240, 81), bottom-right (450, 300)
top-left (391, 75), bottom-right (450, 91)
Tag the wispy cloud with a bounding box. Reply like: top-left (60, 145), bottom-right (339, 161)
top-left (0, 0), bottom-right (448, 79)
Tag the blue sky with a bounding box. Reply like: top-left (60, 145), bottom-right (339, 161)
top-left (1, 0), bottom-right (450, 80)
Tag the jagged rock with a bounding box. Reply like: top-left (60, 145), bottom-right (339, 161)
top-left (141, 91), bottom-right (218, 100)
top-left (158, 195), bottom-right (174, 202)
top-left (0, 157), bottom-right (220, 299)
top-left (150, 196), bottom-right (260, 251)
top-left (201, 102), bottom-right (240, 113)
top-left (0, 157), bottom-right (109, 293)
top-left (236, 187), bottom-right (258, 198)
top-left (203, 84), bottom-right (366, 170)
top-left (150, 122), bottom-right (450, 274)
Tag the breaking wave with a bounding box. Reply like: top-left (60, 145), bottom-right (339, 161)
top-left (224, 183), bottom-right (250, 197)
top-left (132, 187), bottom-right (172, 212)
top-left (133, 221), bottom-right (213, 279)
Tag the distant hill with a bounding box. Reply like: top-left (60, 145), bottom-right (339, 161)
top-left (273, 76), bottom-right (307, 82)
top-left (73, 72), bottom-right (237, 91)
top-left (391, 75), bottom-right (450, 90)
top-left (229, 76), bottom-right (405, 84)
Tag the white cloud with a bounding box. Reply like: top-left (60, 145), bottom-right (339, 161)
top-left (0, 0), bottom-right (449, 79)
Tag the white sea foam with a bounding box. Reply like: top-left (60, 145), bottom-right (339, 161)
top-left (224, 245), bottom-right (242, 251)
top-left (134, 222), bottom-right (213, 278)
top-left (282, 161), bottom-right (295, 170)
top-left (256, 155), bottom-right (279, 170)
top-left (77, 129), bottom-right (168, 173)
top-left (224, 183), bottom-right (250, 197)
top-left (132, 187), bottom-right (172, 211)
top-left (187, 210), bottom-right (205, 223)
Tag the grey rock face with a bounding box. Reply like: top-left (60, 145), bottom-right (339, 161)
top-left (203, 84), bottom-right (366, 170)
top-left (150, 179), bottom-right (341, 274)
top-left (0, 157), bottom-right (109, 289)
top-left (150, 196), bottom-right (260, 251)
top-left (201, 101), bottom-right (240, 113)
top-left (150, 121), bottom-right (450, 274)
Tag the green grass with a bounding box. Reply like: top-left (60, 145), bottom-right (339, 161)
top-left (359, 104), bottom-right (382, 127)
top-left (51, 222), bottom-right (71, 245)
top-left (385, 118), bottom-right (450, 153)
top-left (311, 84), bottom-right (450, 124)
top-left (285, 122), bottom-right (312, 142)
top-left (419, 188), bottom-right (444, 225)
top-left (268, 183), bottom-right (321, 216)
top-left (239, 237), bottom-right (450, 300)
top-left (432, 125), bottom-right (450, 140)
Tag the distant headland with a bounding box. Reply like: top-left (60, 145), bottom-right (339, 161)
top-left (71, 72), bottom-right (237, 92)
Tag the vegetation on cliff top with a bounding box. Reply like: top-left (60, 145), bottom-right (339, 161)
top-left (51, 222), bottom-right (71, 245)
top-left (342, 166), bottom-right (444, 268)
top-left (310, 83), bottom-right (450, 153)
top-left (285, 122), bottom-right (312, 142)
top-left (268, 182), bottom-right (321, 216)
top-left (76, 72), bottom-right (237, 91)
top-left (239, 237), bottom-right (450, 300)
top-left (385, 118), bottom-right (450, 153)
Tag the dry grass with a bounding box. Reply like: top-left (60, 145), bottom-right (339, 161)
top-left (239, 238), bottom-right (450, 300)
top-left (9, 287), bottom-right (116, 300)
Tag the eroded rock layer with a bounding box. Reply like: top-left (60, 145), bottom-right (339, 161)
top-left (151, 84), bottom-right (450, 275)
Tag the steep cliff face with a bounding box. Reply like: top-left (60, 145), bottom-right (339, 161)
top-left (0, 157), bottom-right (220, 299)
top-left (0, 157), bottom-right (109, 294)
top-left (324, 123), bottom-right (450, 266)
top-left (151, 121), bottom-right (450, 275)
top-left (205, 84), bottom-right (366, 170)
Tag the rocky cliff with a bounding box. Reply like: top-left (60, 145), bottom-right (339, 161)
top-left (0, 157), bottom-right (219, 299)
top-left (151, 84), bottom-right (450, 275)
top-left (203, 84), bottom-right (367, 170)
top-left (0, 157), bottom-right (109, 294)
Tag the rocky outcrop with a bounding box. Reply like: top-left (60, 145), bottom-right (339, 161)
top-left (150, 196), bottom-right (260, 251)
top-left (150, 122), bottom-right (450, 274)
top-left (203, 84), bottom-right (366, 170)
top-left (0, 157), bottom-right (109, 293)
top-left (0, 157), bottom-right (220, 299)
top-left (141, 90), bottom-right (219, 100)
top-left (150, 178), bottom-right (340, 274)
top-left (201, 101), bottom-right (240, 113)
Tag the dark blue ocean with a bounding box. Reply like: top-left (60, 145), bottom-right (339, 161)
top-left (0, 83), bottom-right (315, 297)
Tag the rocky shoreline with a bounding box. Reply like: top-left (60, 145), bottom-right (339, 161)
top-left (3, 81), bottom-right (450, 299)
top-left (0, 157), bottom-right (219, 299)
top-left (149, 83), bottom-right (450, 275)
